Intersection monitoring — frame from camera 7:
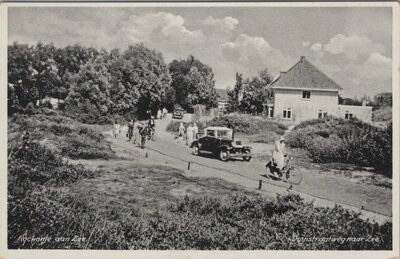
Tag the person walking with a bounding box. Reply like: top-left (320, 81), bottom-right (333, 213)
top-left (132, 121), bottom-right (140, 144)
top-left (127, 119), bottom-right (134, 141)
top-left (186, 123), bottom-right (194, 146)
top-left (178, 122), bottom-right (185, 140)
top-left (157, 108), bottom-right (162, 120)
top-left (192, 122), bottom-right (199, 140)
top-left (113, 120), bottom-right (121, 138)
top-left (162, 107), bottom-right (168, 119)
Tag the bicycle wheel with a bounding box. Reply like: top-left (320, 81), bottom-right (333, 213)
top-left (286, 168), bottom-right (302, 185)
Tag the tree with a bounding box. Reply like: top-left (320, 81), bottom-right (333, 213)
top-left (373, 92), bottom-right (392, 109)
top-left (227, 72), bottom-right (243, 113)
top-left (8, 42), bottom-right (61, 114)
top-left (108, 44), bottom-right (171, 119)
top-left (168, 55), bottom-right (218, 112)
top-left (230, 69), bottom-right (273, 114)
top-left (53, 44), bottom-right (99, 101)
top-left (65, 55), bottom-right (113, 123)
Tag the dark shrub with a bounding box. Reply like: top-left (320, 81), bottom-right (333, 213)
top-left (287, 117), bottom-right (392, 176)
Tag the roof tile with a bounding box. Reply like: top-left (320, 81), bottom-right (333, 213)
top-left (270, 57), bottom-right (342, 90)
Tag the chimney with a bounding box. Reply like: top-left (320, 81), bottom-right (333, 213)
top-left (300, 56), bottom-right (305, 62)
top-left (362, 99), bottom-right (367, 106)
top-left (280, 71), bottom-right (286, 77)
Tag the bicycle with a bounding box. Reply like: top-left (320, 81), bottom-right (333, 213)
top-left (265, 156), bottom-right (302, 185)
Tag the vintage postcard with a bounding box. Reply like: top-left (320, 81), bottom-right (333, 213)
top-left (0, 2), bottom-right (399, 259)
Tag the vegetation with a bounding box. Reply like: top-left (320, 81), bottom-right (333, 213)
top-left (373, 107), bottom-right (392, 122)
top-left (168, 55), bottom-right (219, 112)
top-left (8, 110), bottom-right (115, 160)
top-left (227, 69), bottom-right (273, 114)
top-left (8, 42), bottom-right (218, 121)
top-left (8, 110), bottom-right (392, 250)
top-left (286, 117), bottom-right (392, 177)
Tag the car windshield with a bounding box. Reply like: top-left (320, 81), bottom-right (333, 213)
top-left (206, 130), bottom-right (215, 136)
top-left (217, 130), bottom-right (233, 139)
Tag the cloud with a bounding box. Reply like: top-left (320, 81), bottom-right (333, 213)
top-left (358, 52), bottom-right (391, 81)
top-left (117, 12), bottom-right (205, 57)
top-left (203, 16), bottom-right (239, 33)
top-left (302, 41), bottom-right (310, 47)
top-left (221, 34), bottom-right (294, 77)
top-left (9, 8), bottom-right (129, 49)
top-left (310, 43), bottom-right (322, 52)
top-left (324, 34), bottom-right (385, 60)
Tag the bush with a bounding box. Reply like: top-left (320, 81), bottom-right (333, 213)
top-left (373, 107), bottom-right (392, 122)
top-left (8, 190), bottom-right (392, 250)
top-left (207, 115), bottom-right (287, 135)
top-left (8, 113), bottom-right (115, 160)
top-left (287, 117), bottom-right (392, 176)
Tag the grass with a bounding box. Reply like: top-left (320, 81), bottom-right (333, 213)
top-left (8, 111), bottom-right (115, 160)
top-left (8, 150), bottom-right (393, 249)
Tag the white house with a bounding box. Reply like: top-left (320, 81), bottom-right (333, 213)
top-left (263, 56), bottom-right (372, 123)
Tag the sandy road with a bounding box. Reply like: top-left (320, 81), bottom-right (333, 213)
top-left (108, 114), bottom-right (392, 224)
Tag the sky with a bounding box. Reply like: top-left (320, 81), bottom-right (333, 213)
top-left (8, 6), bottom-right (393, 97)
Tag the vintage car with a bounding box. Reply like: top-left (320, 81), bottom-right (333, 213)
top-left (172, 107), bottom-right (185, 119)
top-left (190, 126), bottom-right (252, 162)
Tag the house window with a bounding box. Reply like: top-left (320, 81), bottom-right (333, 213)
top-left (283, 108), bottom-right (292, 119)
top-left (266, 91), bottom-right (274, 98)
top-left (302, 91), bottom-right (311, 99)
top-left (318, 109), bottom-right (328, 119)
top-left (345, 111), bottom-right (353, 120)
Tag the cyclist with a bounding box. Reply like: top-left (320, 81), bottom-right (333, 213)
top-left (271, 136), bottom-right (287, 176)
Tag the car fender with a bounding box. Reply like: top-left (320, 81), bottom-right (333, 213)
top-left (190, 141), bottom-right (198, 148)
top-left (218, 145), bottom-right (233, 152)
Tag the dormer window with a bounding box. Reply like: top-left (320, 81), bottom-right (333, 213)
top-left (302, 91), bottom-right (311, 99)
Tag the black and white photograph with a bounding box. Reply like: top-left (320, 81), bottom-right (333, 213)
top-left (1, 2), bottom-right (399, 258)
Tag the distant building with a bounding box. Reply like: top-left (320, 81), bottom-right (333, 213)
top-left (263, 56), bottom-right (372, 123)
top-left (216, 88), bottom-right (229, 114)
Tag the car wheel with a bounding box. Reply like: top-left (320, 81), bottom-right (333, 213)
top-left (192, 145), bottom-right (199, 156)
top-left (243, 149), bottom-right (251, 162)
top-left (219, 149), bottom-right (230, 162)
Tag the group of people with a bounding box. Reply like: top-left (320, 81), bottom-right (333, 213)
top-left (178, 122), bottom-right (198, 146)
top-left (157, 107), bottom-right (168, 120)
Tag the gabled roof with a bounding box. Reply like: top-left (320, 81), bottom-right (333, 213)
top-left (216, 88), bottom-right (229, 100)
top-left (269, 56), bottom-right (342, 91)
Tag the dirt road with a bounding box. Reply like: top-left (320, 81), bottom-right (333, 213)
top-left (107, 114), bottom-right (392, 224)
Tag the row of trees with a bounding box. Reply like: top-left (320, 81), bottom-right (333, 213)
top-left (339, 92), bottom-right (392, 110)
top-left (8, 42), bottom-right (219, 121)
top-left (226, 69), bottom-right (273, 114)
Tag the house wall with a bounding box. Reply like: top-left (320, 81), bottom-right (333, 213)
top-left (273, 88), bottom-right (339, 122)
top-left (336, 105), bottom-right (372, 122)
